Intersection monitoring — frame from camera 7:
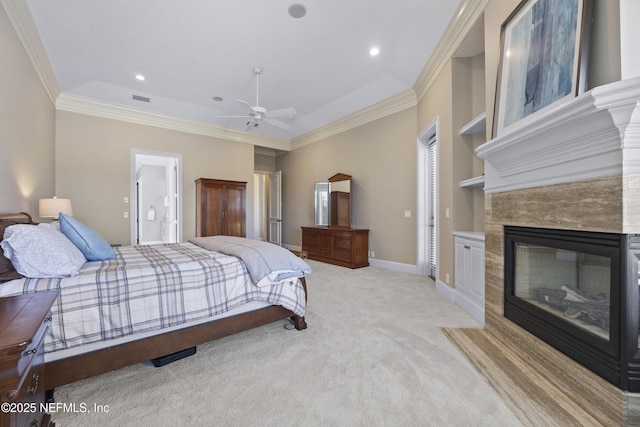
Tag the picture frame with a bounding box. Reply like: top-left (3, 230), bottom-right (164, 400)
top-left (492, 0), bottom-right (593, 137)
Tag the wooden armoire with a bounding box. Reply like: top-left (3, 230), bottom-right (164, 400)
top-left (195, 178), bottom-right (247, 237)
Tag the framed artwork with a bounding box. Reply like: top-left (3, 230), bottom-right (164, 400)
top-left (493, 0), bottom-right (592, 137)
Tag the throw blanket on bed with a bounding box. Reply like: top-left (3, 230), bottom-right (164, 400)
top-left (190, 236), bottom-right (311, 287)
top-left (1, 243), bottom-right (306, 353)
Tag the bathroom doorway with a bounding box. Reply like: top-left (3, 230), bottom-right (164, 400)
top-left (130, 150), bottom-right (182, 245)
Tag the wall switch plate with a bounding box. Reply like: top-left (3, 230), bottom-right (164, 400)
top-left (445, 273), bottom-right (450, 284)
top-left (404, 210), bottom-right (411, 218)
top-left (123, 197), bottom-right (129, 203)
top-left (123, 212), bottom-right (129, 218)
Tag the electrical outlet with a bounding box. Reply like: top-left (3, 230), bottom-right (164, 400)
top-left (369, 251), bottom-right (375, 258)
top-left (123, 212), bottom-right (129, 219)
top-left (123, 196), bottom-right (129, 203)
top-left (445, 273), bottom-right (450, 284)
top-left (404, 210), bottom-right (411, 218)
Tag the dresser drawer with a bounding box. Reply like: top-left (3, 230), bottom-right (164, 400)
top-left (334, 237), bottom-right (352, 250)
top-left (303, 244), bottom-right (317, 256)
top-left (317, 247), bottom-right (332, 258)
top-left (5, 321), bottom-right (47, 427)
top-left (334, 248), bottom-right (353, 262)
top-left (302, 233), bottom-right (318, 245)
top-left (318, 235), bottom-right (332, 248)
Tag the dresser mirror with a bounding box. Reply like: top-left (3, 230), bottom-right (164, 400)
top-left (314, 182), bottom-right (330, 226)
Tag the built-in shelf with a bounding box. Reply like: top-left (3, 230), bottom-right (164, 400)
top-left (459, 112), bottom-right (487, 135)
top-left (460, 176), bottom-right (484, 188)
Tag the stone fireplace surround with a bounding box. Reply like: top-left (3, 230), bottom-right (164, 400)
top-left (465, 77), bottom-right (640, 424)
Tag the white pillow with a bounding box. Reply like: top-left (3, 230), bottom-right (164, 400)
top-left (1, 223), bottom-right (87, 278)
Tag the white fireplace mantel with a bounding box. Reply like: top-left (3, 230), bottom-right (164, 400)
top-left (477, 77), bottom-right (640, 193)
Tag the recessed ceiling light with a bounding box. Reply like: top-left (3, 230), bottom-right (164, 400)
top-left (288, 4), bottom-right (307, 19)
top-left (212, 96), bottom-right (224, 102)
top-left (135, 74), bottom-right (145, 81)
top-left (369, 46), bottom-right (380, 56)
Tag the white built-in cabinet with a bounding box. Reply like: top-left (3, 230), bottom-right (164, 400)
top-left (453, 231), bottom-right (485, 325)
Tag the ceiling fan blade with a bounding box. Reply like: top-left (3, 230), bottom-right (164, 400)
top-left (211, 115), bottom-right (253, 118)
top-left (264, 117), bottom-right (291, 130)
top-left (267, 107), bottom-right (296, 118)
top-left (236, 99), bottom-right (256, 112)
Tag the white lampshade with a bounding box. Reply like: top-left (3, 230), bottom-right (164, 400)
top-left (39, 197), bottom-right (73, 219)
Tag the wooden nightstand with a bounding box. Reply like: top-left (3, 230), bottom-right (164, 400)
top-left (0, 292), bottom-right (58, 427)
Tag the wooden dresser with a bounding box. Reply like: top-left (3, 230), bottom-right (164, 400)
top-left (0, 291), bottom-right (57, 427)
top-left (195, 178), bottom-right (247, 237)
top-left (301, 227), bottom-right (369, 269)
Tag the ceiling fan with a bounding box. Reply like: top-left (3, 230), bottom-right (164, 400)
top-left (213, 67), bottom-right (296, 131)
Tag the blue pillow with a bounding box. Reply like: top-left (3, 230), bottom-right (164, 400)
top-left (59, 213), bottom-right (115, 261)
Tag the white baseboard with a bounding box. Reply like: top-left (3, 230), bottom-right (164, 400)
top-left (436, 279), bottom-right (485, 326)
top-left (436, 279), bottom-right (456, 301)
top-left (453, 291), bottom-right (485, 326)
top-left (367, 258), bottom-right (417, 274)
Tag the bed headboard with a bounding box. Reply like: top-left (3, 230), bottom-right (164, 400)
top-left (0, 212), bottom-right (33, 223)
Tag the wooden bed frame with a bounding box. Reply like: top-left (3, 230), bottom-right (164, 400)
top-left (45, 286), bottom-right (307, 390)
top-left (0, 213), bottom-right (307, 391)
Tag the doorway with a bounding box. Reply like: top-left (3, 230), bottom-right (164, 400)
top-left (417, 119), bottom-right (438, 278)
top-left (253, 171), bottom-right (282, 245)
top-left (130, 150), bottom-right (182, 245)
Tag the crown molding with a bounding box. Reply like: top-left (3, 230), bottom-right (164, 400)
top-left (2, 0), bottom-right (60, 104)
top-left (56, 93), bottom-right (291, 151)
top-left (413, 0), bottom-right (489, 102)
top-left (290, 89), bottom-right (417, 150)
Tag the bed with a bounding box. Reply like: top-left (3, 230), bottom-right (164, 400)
top-left (0, 213), bottom-right (309, 391)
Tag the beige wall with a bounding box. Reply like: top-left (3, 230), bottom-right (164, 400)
top-left (276, 107), bottom-right (418, 265)
top-left (255, 152), bottom-right (276, 173)
top-left (55, 111), bottom-right (255, 245)
top-left (416, 60), bottom-right (454, 283)
top-left (0, 5), bottom-right (55, 215)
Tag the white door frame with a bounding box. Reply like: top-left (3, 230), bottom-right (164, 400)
top-left (130, 149), bottom-right (183, 245)
top-left (417, 117), bottom-right (439, 277)
top-left (268, 170), bottom-right (282, 246)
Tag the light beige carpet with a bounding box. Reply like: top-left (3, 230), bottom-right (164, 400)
top-left (51, 260), bottom-right (522, 426)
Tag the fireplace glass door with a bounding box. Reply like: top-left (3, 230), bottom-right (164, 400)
top-left (513, 242), bottom-right (611, 341)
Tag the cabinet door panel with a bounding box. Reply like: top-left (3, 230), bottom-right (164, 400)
top-left (469, 242), bottom-right (485, 300)
top-left (203, 186), bottom-right (225, 236)
top-left (454, 238), bottom-right (468, 290)
top-left (225, 186), bottom-right (246, 237)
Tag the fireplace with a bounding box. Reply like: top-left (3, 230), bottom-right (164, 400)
top-left (504, 226), bottom-right (640, 391)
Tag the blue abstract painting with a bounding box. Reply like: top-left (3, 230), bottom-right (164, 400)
top-left (496, 0), bottom-right (583, 134)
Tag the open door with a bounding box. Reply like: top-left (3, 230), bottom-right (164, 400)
top-left (268, 171), bottom-right (282, 246)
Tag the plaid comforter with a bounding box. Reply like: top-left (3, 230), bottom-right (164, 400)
top-left (15, 243), bottom-right (306, 353)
